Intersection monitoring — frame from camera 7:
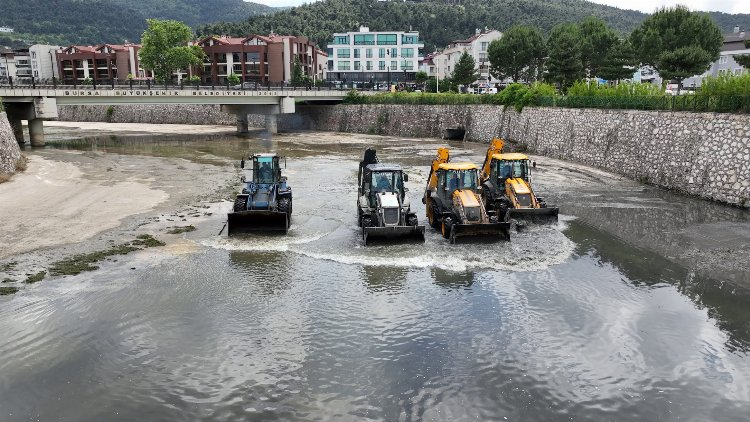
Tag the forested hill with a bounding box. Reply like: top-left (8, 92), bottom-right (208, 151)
top-left (0, 0), bottom-right (281, 47)
top-left (198, 0), bottom-right (750, 52)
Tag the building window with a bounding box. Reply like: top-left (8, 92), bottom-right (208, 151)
top-left (379, 61), bottom-right (385, 70)
top-left (246, 52), bottom-right (260, 62)
top-left (402, 62), bottom-right (414, 71)
top-left (377, 34), bottom-right (398, 45)
top-left (402, 35), bottom-right (418, 44)
top-left (481, 42), bottom-right (488, 51)
top-left (354, 61), bottom-right (361, 70)
top-left (333, 35), bottom-right (349, 45)
top-left (366, 48), bottom-right (373, 58)
top-left (390, 48), bottom-right (398, 58)
top-left (338, 61), bottom-right (350, 71)
top-left (366, 61), bottom-right (372, 70)
top-left (391, 60), bottom-right (397, 70)
top-left (735, 68), bottom-right (744, 75)
top-left (354, 49), bottom-right (360, 58)
top-left (719, 56), bottom-right (728, 64)
top-left (379, 48), bottom-right (386, 58)
top-left (354, 34), bottom-right (375, 45)
top-left (337, 49), bottom-right (350, 58)
top-left (478, 53), bottom-right (487, 61)
top-left (401, 48), bottom-right (414, 58)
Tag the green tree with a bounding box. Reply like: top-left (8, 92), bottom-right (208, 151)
top-left (579, 16), bottom-right (620, 78)
top-left (415, 70), bottom-right (428, 84)
top-left (598, 39), bottom-right (637, 82)
top-left (451, 51), bottom-right (477, 90)
top-left (630, 6), bottom-right (722, 92)
top-left (488, 25), bottom-right (546, 83)
top-left (227, 73), bottom-right (240, 85)
top-left (545, 23), bottom-right (584, 91)
top-left (733, 40), bottom-right (750, 69)
top-left (139, 19), bottom-right (204, 87)
top-left (291, 57), bottom-right (305, 86)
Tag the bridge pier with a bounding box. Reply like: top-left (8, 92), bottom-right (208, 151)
top-left (29, 119), bottom-right (45, 147)
top-left (236, 113), bottom-right (249, 134)
top-left (265, 115), bottom-right (278, 134)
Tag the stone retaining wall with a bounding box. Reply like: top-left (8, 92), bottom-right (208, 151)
top-left (0, 112), bottom-right (22, 177)
top-left (56, 103), bottom-right (750, 207)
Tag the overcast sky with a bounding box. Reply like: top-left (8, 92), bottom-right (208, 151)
top-left (250, 0), bottom-right (750, 14)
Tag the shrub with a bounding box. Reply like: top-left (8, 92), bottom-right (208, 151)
top-left (699, 73), bottom-right (750, 96)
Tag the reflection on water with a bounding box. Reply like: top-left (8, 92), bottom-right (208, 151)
top-left (2, 126), bottom-right (750, 421)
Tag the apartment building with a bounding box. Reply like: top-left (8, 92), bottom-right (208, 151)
top-left (196, 33), bottom-right (325, 84)
top-left (29, 45), bottom-right (60, 80)
top-left (683, 26), bottom-right (749, 87)
top-left (56, 43), bottom-right (148, 83)
top-left (433, 29), bottom-right (502, 83)
top-left (326, 26), bottom-right (424, 84)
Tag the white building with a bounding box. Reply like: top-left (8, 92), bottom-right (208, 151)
top-left (684, 27), bottom-right (748, 88)
top-left (0, 48), bottom-right (30, 81)
top-left (29, 44), bottom-right (60, 81)
top-left (0, 27), bottom-right (13, 33)
top-left (326, 26), bottom-right (424, 84)
top-left (433, 29), bottom-right (502, 84)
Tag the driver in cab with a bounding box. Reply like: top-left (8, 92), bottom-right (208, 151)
top-left (259, 162), bottom-right (273, 183)
top-left (376, 174), bottom-right (392, 192)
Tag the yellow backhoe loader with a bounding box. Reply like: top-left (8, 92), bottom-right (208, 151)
top-left (479, 138), bottom-right (558, 223)
top-left (423, 147), bottom-right (511, 243)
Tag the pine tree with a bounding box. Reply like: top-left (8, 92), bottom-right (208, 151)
top-left (545, 24), bottom-right (584, 91)
top-left (451, 51), bottom-right (478, 90)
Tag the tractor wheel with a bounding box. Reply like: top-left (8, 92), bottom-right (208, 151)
top-left (278, 197), bottom-right (291, 216)
top-left (441, 216), bottom-right (453, 240)
top-left (429, 205), bottom-right (441, 229)
top-left (233, 196), bottom-right (247, 212)
top-left (407, 214), bottom-right (419, 226)
top-left (361, 215), bottom-right (373, 228)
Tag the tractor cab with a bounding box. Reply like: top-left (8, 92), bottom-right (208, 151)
top-left (360, 164), bottom-right (408, 207)
top-left (491, 153), bottom-right (531, 186)
top-left (435, 163), bottom-right (479, 200)
top-left (242, 154), bottom-right (284, 185)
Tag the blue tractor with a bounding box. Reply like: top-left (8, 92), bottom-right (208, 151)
top-left (228, 153), bottom-right (292, 235)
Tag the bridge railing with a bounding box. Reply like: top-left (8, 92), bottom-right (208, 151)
top-left (0, 76), bottom-right (395, 93)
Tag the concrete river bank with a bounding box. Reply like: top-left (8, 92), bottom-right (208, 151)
top-left (1, 122), bottom-right (749, 421)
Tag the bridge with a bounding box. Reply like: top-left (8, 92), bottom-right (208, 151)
top-left (0, 85), bottom-right (357, 146)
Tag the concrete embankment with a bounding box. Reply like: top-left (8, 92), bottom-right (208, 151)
top-left (0, 112), bottom-right (23, 178)
top-left (57, 104), bottom-right (750, 208)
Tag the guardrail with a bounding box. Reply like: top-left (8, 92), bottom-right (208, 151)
top-left (0, 77), bottom-right (395, 92)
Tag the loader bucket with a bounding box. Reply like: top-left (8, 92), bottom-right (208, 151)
top-left (450, 222), bottom-right (511, 244)
top-left (509, 207), bottom-right (559, 224)
top-left (227, 210), bottom-right (289, 235)
top-left (363, 225), bottom-right (426, 246)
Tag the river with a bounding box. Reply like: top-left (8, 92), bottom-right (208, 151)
top-left (1, 124), bottom-right (749, 421)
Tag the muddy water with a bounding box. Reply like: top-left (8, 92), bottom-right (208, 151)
top-left (2, 129), bottom-right (750, 421)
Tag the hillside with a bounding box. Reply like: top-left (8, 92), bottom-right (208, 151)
top-left (198, 0), bottom-right (750, 52)
top-left (0, 0), bottom-right (281, 47)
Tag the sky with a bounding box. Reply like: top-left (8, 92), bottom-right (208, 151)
top-left (249, 0), bottom-right (750, 14)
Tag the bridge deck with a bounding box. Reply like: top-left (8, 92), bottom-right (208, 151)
top-left (0, 87), bottom-right (353, 105)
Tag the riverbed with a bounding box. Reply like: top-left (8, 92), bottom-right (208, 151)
top-left (1, 122), bottom-right (749, 421)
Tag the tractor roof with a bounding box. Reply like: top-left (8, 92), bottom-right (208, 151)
top-left (438, 162), bottom-right (477, 171)
top-left (253, 153), bottom-right (278, 158)
top-left (366, 163), bottom-right (403, 172)
top-left (491, 153), bottom-right (529, 161)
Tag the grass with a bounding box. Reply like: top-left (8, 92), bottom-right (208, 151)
top-left (0, 174), bottom-right (10, 183)
top-left (132, 234), bottom-right (167, 247)
top-left (166, 225), bottom-right (196, 234)
top-left (15, 155), bottom-right (28, 172)
top-left (24, 271), bottom-right (46, 284)
top-left (49, 235), bottom-right (165, 276)
top-left (0, 287), bottom-right (19, 296)
top-left (1, 261), bottom-right (17, 272)
top-left (2, 278), bottom-right (14, 283)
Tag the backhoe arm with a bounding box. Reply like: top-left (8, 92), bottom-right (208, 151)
top-left (480, 138), bottom-right (505, 182)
